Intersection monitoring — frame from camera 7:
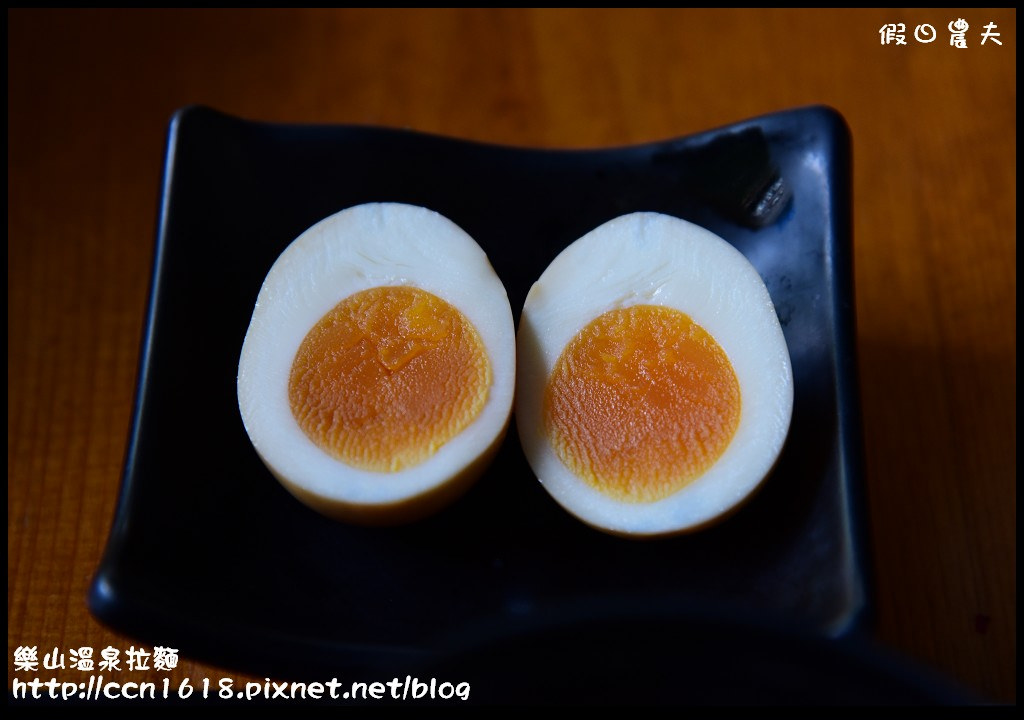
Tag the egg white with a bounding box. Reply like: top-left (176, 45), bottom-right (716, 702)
top-left (516, 212), bottom-right (793, 537)
top-left (237, 203), bottom-right (516, 523)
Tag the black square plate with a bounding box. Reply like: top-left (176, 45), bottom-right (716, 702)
top-left (90, 105), bottom-right (880, 702)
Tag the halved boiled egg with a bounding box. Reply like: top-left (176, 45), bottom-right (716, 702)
top-left (237, 203), bottom-right (515, 524)
top-left (516, 212), bottom-right (793, 537)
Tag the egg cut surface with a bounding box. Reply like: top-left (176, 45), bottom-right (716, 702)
top-left (238, 203), bottom-right (515, 524)
top-left (516, 212), bottom-right (793, 537)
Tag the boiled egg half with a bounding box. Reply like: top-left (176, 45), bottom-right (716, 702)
top-left (237, 203), bottom-right (515, 524)
top-left (516, 212), bottom-right (793, 537)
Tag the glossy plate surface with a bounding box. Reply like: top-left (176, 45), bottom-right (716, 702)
top-left (90, 105), bottom-right (877, 697)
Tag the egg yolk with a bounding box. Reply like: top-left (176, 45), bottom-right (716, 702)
top-left (544, 305), bottom-right (741, 503)
top-left (288, 286), bottom-right (491, 472)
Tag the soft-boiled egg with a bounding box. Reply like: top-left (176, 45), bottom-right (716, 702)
top-left (237, 203), bottom-right (515, 524)
top-left (516, 212), bottom-right (793, 537)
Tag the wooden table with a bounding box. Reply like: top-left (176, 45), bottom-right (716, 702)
top-left (8, 8), bottom-right (1015, 705)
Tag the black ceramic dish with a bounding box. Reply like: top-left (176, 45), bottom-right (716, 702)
top-left (87, 105), bottom-right (908, 703)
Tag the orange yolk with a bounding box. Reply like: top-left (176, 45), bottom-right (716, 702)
top-left (543, 305), bottom-right (741, 502)
top-left (288, 286), bottom-right (491, 472)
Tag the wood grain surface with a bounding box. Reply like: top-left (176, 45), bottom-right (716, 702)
top-left (8, 8), bottom-right (1015, 705)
